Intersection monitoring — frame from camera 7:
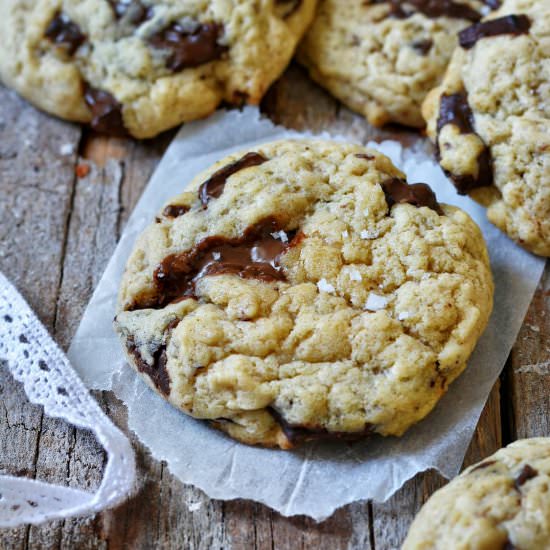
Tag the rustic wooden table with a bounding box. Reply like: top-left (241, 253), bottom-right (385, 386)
top-left (1, 64), bottom-right (548, 550)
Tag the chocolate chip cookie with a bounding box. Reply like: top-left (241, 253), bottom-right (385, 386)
top-left (297, 0), bottom-right (497, 128)
top-left (0, 0), bottom-right (316, 138)
top-left (422, 0), bottom-right (550, 256)
top-left (403, 438), bottom-right (550, 550)
top-left (114, 139), bottom-right (493, 448)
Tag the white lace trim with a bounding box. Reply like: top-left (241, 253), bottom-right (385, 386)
top-left (0, 271), bottom-right (135, 527)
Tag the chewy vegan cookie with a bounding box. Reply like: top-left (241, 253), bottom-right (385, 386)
top-left (114, 139), bottom-right (493, 448)
top-left (0, 0), bottom-right (316, 138)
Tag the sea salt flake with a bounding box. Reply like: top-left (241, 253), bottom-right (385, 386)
top-left (398, 311), bottom-right (410, 321)
top-left (360, 229), bottom-right (379, 240)
top-left (60, 143), bottom-right (75, 156)
top-left (342, 230), bottom-right (349, 239)
top-left (317, 279), bottom-right (335, 293)
top-left (363, 208), bottom-right (370, 216)
top-left (349, 269), bottom-right (362, 282)
top-left (271, 230), bottom-right (288, 243)
top-left (212, 252), bottom-right (221, 261)
top-left (365, 293), bottom-right (388, 311)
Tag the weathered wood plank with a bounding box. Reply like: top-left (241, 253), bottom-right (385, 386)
top-left (0, 86), bottom-right (81, 550)
top-left (508, 262), bottom-right (550, 439)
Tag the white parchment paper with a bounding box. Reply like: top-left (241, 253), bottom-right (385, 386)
top-left (68, 107), bottom-right (545, 521)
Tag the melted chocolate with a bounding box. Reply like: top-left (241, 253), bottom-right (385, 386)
top-left (459, 14), bottom-right (531, 49)
top-left (199, 152), bottom-right (267, 206)
top-left (411, 38), bottom-right (433, 55)
top-left (382, 178), bottom-right (443, 215)
top-left (436, 92), bottom-right (493, 194)
top-left (126, 319), bottom-right (180, 395)
top-left (148, 22), bottom-right (227, 72)
top-left (162, 204), bottom-right (189, 218)
top-left (268, 408), bottom-right (373, 445)
top-left (372, 0), bottom-right (481, 22)
top-left (470, 459), bottom-right (496, 472)
top-left (107, 0), bottom-right (153, 25)
top-left (514, 464), bottom-right (538, 491)
top-left (83, 85), bottom-right (128, 136)
top-left (45, 13), bottom-right (86, 55)
top-left (149, 219), bottom-right (295, 308)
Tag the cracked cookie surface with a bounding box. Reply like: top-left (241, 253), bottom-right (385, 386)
top-left (403, 438), bottom-right (550, 550)
top-left (422, 0), bottom-right (550, 256)
top-left (297, 0), bottom-right (496, 128)
top-left (114, 139), bottom-right (493, 448)
top-left (0, 0), bottom-right (316, 138)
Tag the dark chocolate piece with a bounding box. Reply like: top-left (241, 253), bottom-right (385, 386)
top-left (514, 464), bottom-right (538, 491)
top-left (148, 22), bottom-right (227, 72)
top-left (484, 0), bottom-right (501, 8)
top-left (162, 204), bottom-right (190, 218)
top-left (268, 407), bottom-right (373, 445)
top-left (436, 92), bottom-right (493, 194)
top-left (411, 38), bottom-right (433, 55)
top-left (143, 219), bottom-right (296, 309)
top-left (355, 153), bottom-right (376, 160)
top-left (382, 178), bottom-right (443, 215)
top-left (503, 541), bottom-right (517, 550)
top-left (459, 14), bottom-right (531, 49)
top-left (199, 152), bottom-right (267, 206)
top-left (125, 319), bottom-right (180, 395)
top-left (107, 0), bottom-right (154, 24)
top-left (372, 0), bottom-right (482, 22)
top-left (83, 85), bottom-right (128, 136)
top-left (45, 12), bottom-right (86, 56)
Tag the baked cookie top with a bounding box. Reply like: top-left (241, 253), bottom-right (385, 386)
top-left (0, 0), bottom-right (316, 138)
top-left (297, 0), bottom-right (496, 128)
top-left (403, 438), bottom-right (550, 550)
top-left (422, 0), bottom-right (550, 256)
top-left (114, 139), bottom-right (493, 448)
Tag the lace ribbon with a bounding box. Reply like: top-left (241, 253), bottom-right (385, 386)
top-left (0, 272), bottom-right (135, 527)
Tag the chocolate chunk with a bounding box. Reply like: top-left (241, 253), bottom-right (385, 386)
top-left (125, 319), bottom-right (180, 395)
top-left (162, 204), bottom-right (190, 218)
top-left (484, 0), bottom-right (501, 8)
top-left (268, 407), bottom-right (373, 445)
top-left (45, 12), bottom-right (86, 56)
top-left (199, 152), bottom-right (267, 206)
top-left (355, 153), bottom-right (376, 160)
top-left (142, 219), bottom-right (296, 309)
top-left (107, 0), bottom-right (154, 25)
top-left (411, 38), bottom-right (433, 55)
top-left (148, 22), bottom-right (227, 72)
top-left (436, 92), bottom-right (493, 194)
top-left (514, 464), bottom-right (538, 491)
top-left (83, 85), bottom-right (128, 136)
top-left (503, 541), bottom-right (517, 550)
top-left (382, 178), bottom-right (443, 215)
top-left (470, 459), bottom-right (496, 472)
top-left (459, 14), bottom-right (531, 49)
top-left (372, 1), bottom-right (482, 22)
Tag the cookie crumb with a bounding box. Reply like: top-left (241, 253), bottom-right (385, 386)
top-left (75, 163), bottom-right (90, 178)
top-left (365, 293), bottom-right (388, 311)
top-left (317, 278), bottom-right (335, 293)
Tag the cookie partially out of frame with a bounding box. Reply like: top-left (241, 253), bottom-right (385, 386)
top-left (423, 0), bottom-right (550, 256)
top-left (403, 438), bottom-right (550, 550)
top-left (297, 0), bottom-right (497, 128)
top-left (114, 139), bottom-right (493, 449)
top-left (0, 0), bottom-right (316, 138)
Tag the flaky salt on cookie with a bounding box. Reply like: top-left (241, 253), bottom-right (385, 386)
top-left (114, 139), bottom-right (493, 448)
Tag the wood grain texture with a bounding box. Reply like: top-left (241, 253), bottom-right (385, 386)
top-left (0, 63), bottom-right (545, 549)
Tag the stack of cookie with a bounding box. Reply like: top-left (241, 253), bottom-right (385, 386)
top-left (1, 0), bottom-right (548, 546)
